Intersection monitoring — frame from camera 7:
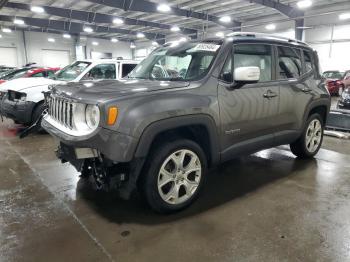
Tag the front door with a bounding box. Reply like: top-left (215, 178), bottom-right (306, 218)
top-left (218, 43), bottom-right (280, 160)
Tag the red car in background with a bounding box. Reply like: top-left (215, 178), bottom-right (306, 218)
top-left (322, 71), bottom-right (345, 96)
top-left (0, 67), bottom-right (60, 84)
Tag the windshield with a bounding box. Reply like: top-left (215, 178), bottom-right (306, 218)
top-left (128, 42), bottom-right (221, 81)
top-left (2, 68), bottom-right (31, 80)
top-left (323, 71), bottom-right (344, 79)
top-left (52, 61), bottom-right (91, 81)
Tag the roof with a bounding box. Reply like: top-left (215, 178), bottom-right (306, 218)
top-left (78, 59), bottom-right (138, 64)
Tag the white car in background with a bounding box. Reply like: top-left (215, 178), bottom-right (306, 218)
top-left (0, 59), bottom-right (138, 127)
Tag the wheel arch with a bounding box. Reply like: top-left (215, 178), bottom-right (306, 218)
top-left (134, 114), bottom-right (220, 168)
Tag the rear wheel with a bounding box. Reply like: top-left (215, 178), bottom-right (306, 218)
top-left (290, 114), bottom-right (324, 159)
top-left (140, 139), bottom-right (207, 213)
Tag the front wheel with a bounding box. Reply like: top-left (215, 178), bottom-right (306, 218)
top-left (290, 114), bottom-right (324, 159)
top-left (140, 139), bottom-right (207, 213)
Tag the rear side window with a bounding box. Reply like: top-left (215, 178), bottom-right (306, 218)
top-left (122, 63), bottom-right (137, 78)
top-left (32, 72), bottom-right (44, 77)
top-left (233, 44), bottom-right (272, 82)
top-left (278, 46), bottom-right (302, 79)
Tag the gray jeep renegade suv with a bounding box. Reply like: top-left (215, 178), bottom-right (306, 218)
top-left (42, 33), bottom-right (331, 213)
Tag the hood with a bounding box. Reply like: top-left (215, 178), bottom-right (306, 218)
top-left (0, 77), bottom-right (64, 92)
top-left (51, 79), bottom-right (191, 103)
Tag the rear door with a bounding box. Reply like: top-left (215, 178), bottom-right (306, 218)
top-left (218, 43), bottom-right (280, 159)
top-left (277, 46), bottom-right (315, 135)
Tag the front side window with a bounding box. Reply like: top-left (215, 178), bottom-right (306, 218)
top-left (278, 46), bottom-right (302, 79)
top-left (128, 42), bottom-right (221, 81)
top-left (234, 44), bottom-right (272, 82)
top-left (83, 64), bottom-right (116, 80)
top-left (53, 61), bottom-right (91, 81)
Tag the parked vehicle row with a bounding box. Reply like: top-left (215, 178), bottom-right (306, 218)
top-left (0, 59), bottom-right (137, 129)
top-left (322, 70), bottom-right (350, 96)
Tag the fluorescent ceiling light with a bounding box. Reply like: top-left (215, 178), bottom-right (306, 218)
top-left (339, 13), bottom-right (350, 20)
top-left (171, 26), bottom-right (180, 32)
top-left (130, 43), bottom-right (136, 49)
top-left (219, 16), bottom-right (231, 23)
top-left (216, 32), bottom-right (225, 38)
top-left (14, 19), bottom-right (25, 25)
top-left (111, 38), bottom-right (119, 43)
top-left (157, 4), bottom-right (171, 12)
top-left (137, 32), bottom-right (145, 38)
top-left (31, 6), bottom-right (44, 13)
top-left (297, 0), bottom-right (312, 9)
top-left (113, 18), bottom-right (124, 25)
top-left (296, 26), bottom-right (313, 29)
top-left (83, 27), bottom-right (93, 33)
top-left (179, 37), bottom-right (187, 42)
top-left (63, 33), bottom-right (71, 38)
top-left (92, 41), bottom-right (99, 46)
top-left (265, 24), bottom-right (276, 30)
top-left (48, 38), bottom-right (55, 42)
top-left (0, 34), bottom-right (2, 38)
top-left (2, 28), bottom-right (12, 33)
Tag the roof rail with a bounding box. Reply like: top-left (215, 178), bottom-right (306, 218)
top-left (227, 32), bottom-right (308, 46)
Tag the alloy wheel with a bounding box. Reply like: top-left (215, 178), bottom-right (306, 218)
top-left (305, 119), bottom-right (322, 153)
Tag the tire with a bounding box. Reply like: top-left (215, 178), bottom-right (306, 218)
top-left (31, 102), bottom-right (46, 133)
top-left (290, 114), bottom-right (324, 159)
top-left (140, 139), bottom-right (207, 214)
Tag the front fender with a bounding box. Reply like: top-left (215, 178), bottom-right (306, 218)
top-left (134, 114), bottom-right (221, 166)
top-left (23, 85), bottom-right (49, 103)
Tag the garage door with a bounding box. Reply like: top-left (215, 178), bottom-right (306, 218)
top-left (0, 47), bottom-right (18, 67)
top-left (41, 49), bottom-right (70, 68)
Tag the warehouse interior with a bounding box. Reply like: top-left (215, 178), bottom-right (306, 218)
top-left (1, 0), bottom-right (350, 261)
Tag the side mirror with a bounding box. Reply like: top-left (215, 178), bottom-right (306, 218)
top-left (234, 66), bottom-right (260, 84)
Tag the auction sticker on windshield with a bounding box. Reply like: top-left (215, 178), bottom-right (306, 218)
top-left (187, 43), bottom-right (220, 53)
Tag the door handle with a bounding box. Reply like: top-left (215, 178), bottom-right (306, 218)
top-left (301, 88), bottom-right (311, 93)
top-left (263, 90), bottom-right (278, 99)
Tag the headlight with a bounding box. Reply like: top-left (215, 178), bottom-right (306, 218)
top-left (73, 103), bottom-right (100, 132)
top-left (85, 105), bottom-right (100, 129)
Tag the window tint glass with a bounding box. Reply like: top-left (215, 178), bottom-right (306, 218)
top-left (303, 50), bottom-right (313, 73)
top-left (278, 46), bottom-right (302, 79)
top-left (121, 64), bottom-right (137, 78)
top-left (32, 72), bottom-right (44, 77)
top-left (83, 64), bottom-right (116, 80)
top-left (219, 55), bottom-right (233, 83)
top-left (234, 44), bottom-right (272, 82)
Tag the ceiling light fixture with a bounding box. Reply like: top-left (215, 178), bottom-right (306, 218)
top-left (92, 41), bottom-right (99, 46)
top-left (265, 24), bottom-right (276, 30)
top-left (179, 37), bottom-right (187, 42)
top-left (339, 13), bottom-right (350, 20)
top-left (63, 33), bottom-right (71, 39)
top-left (216, 32), bottom-right (225, 38)
top-left (157, 4), bottom-right (171, 12)
top-left (83, 27), bottom-right (93, 33)
top-left (14, 19), bottom-right (25, 25)
top-left (130, 43), bottom-right (136, 49)
top-left (111, 38), bottom-right (119, 43)
top-left (31, 6), bottom-right (45, 13)
top-left (0, 34), bottom-right (2, 38)
top-left (297, 0), bottom-right (312, 9)
top-left (48, 38), bottom-right (55, 42)
top-left (113, 18), bottom-right (124, 25)
top-left (171, 26), bottom-right (180, 32)
top-left (2, 28), bottom-right (12, 33)
top-left (137, 32), bottom-right (145, 38)
top-left (219, 16), bottom-right (231, 23)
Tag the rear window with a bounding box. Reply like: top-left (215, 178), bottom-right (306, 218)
top-left (121, 63), bottom-right (137, 78)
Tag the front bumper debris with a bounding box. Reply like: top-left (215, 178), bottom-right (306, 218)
top-left (0, 94), bottom-right (35, 124)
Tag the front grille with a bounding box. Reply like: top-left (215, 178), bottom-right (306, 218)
top-left (48, 96), bottom-right (74, 129)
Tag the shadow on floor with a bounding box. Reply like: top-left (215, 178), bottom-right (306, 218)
top-left (75, 154), bottom-right (318, 225)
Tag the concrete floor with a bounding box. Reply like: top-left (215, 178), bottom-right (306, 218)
top-left (1, 116), bottom-right (350, 262)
